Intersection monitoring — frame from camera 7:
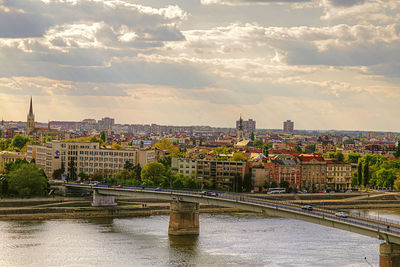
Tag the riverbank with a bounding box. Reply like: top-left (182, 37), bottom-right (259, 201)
top-left (0, 197), bottom-right (243, 220)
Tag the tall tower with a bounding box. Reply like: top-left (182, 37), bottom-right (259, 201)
top-left (237, 115), bottom-right (244, 142)
top-left (26, 97), bottom-right (35, 135)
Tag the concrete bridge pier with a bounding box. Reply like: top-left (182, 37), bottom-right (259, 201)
top-left (92, 190), bottom-right (117, 207)
top-left (168, 201), bottom-right (199, 236)
top-left (380, 242), bottom-right (400, 267)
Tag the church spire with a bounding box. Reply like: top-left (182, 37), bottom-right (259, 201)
top-left (29, 96), bottom-right (34, 116)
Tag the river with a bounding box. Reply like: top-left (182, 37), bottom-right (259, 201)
top-left (1, 210), bottom-right (399, 266)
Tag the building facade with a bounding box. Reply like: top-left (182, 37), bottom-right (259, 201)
top-left (299, 154), bottom-right (326, 191)
top-left (326, 159), bottom-right (352, 190)
top-left (27, 141), bottom-right (156, 178)
top-left (283, 120), bottom-right (294, 133)
top-left (171, 157), bottom-right (245, 191)
top-left (236, 117), bottom-right (256, 133)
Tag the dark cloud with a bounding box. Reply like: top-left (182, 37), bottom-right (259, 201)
top-left (0, 11), bottom-right (53, 38)
top-left (328, 0), bottom-right (367, 7)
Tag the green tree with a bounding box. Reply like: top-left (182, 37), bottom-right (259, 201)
top-left (263, 180), bottom-right (271, 190)
top-left (357, 161), bottom-right (363, 186)
top-left (158, 156), bottom-right (172, 170)
top-left (171, 173), bottom-right (185, 188)
top-left (253, 139), bottom-right (263, 148)
top-left (345, 153), bottom-right (360, 164)
top-left (305, 144), bottom-right (316, 153)
top-left (250, 132), bottom-right (255, 141)
top-left (334, 152), bottom-right (344, 162)
top-left (294, 146), bottom-right (302, 153)
top-left (263, 145), bottom-right (269, 157)
top-left (100, 131), bottom-right (106, 143)
top-left (68, 158), bottom-right (77, 181)
top-left (394, 144), bottom-right (400, 158)
top-left (279, 180), bottom-right (290, 191)
top-left (363, 162), bottom-right (369, 187)
top-left (394, 174), bottom-right (400, 191)
top-left (124, 160), bottom-right (134, 170)
top-left (270, 181), bottom-right (278, 188)
top-left (42, 135), bottom-right (52, 144)
top-left (10, 135), bottom-right (31, 150)
top-left (230, 152), bottom-right (247, 162)
top-left (7, 164), bottom-right (48, 197)
top-left (4, 158), bottom-right (29, 174)
top-left (0, 138), bottom-right (11, 150)
top-left (214, 146), bottom-right (233, 155)
top-left (52, 168), bottom-right (64, 179)
top-left (243, 173), bottom-right (252, 192)
top-left (115, 169), bottom-right (136, 181)
top-left (78, 171), bottom-right (89, 181)
top-left (141, 162), bottom-right (166, 185)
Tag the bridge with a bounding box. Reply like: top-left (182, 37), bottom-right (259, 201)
top-left (65, 183), bottom-right (400, 267)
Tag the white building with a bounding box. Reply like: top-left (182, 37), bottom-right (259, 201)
top-left (27, 141), bottom-right (156, 178)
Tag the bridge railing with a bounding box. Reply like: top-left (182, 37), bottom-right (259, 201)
top-left (65, 183), bottom-right (400, 233)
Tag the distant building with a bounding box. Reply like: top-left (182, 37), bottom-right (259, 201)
top-left (283, 120), bottom-right (294, 133)
top-left (384, 132), bottom-right (395, 140)
top-left (98, 117), bottom-right (115, 131)
top-left (236, 117), bottom-right (256, 133)
top-left (365, 131), bottom-right (376, 139)
top-left (25, 97), bottom-right (67, 141)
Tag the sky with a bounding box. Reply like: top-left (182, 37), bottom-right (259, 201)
top-left (0, 0), bottom-right (399, 131)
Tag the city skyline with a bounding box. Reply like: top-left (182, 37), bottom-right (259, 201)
top-left (1, 1), bottom-right (400, 131)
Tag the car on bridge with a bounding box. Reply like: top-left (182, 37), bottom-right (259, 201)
top-left (202, 191), bottom-right (218, 197)
top-left (301, 205), bottom-right (313, 211)
top-left (335, 212), bottom-right (348, 218)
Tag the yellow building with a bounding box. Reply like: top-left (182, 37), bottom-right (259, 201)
top-left (326, 159), bottom-right (352, 190)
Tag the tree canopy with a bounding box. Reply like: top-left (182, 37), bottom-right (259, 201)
top-left (141, 162), bottom-right (166, 185)
top-left (5, 163), bottom-right (48, 197)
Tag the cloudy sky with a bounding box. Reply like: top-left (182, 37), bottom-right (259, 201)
top-left (0, 0), bottom-right (399, 131)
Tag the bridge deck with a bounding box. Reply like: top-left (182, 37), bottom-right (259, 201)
top-left (65, 183), bottom-right (400, 244)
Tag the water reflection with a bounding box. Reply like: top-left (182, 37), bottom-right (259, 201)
top-left (168, 235), bottom-right (199, 266)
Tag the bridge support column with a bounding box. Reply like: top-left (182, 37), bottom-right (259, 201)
top-left (92, 191), bottom-right (117, 207)
top-left (168, 201), bottom-right (199, 236)
top-left (380, 242), bottom-right (400, 267)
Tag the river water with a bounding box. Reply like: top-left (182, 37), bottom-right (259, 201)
top-left (1, 210), bottom-right (399, 267)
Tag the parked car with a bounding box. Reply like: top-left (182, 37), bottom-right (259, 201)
top-left (335, 212), bottom-right (348, 218)
top-left (301, 205), bottom-right (313, 211)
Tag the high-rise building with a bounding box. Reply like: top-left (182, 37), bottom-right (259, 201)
top-left (283, 120), bottom-right (294, 133)
top-left (236, 117), bottom-right (256, 133)
top-left (98, 117), bottom-right (115, 131)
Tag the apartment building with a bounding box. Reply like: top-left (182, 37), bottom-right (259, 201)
top-left (299, 154), bottom-right (327, 191)
top-left (27, 141), bottom-right (155, 178)
top-left (325, 159), bottom-right (352, 190)
top-left (249, 162), bottom-right (275, 192)
top-left (171, 158), bottom-right (197, 176)
top-left (197, 159), bottom-right (245, 191)
top-left (272, 155), bottom-right (301, 190)
top-left (171, 158), bottom-right (245, 191)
